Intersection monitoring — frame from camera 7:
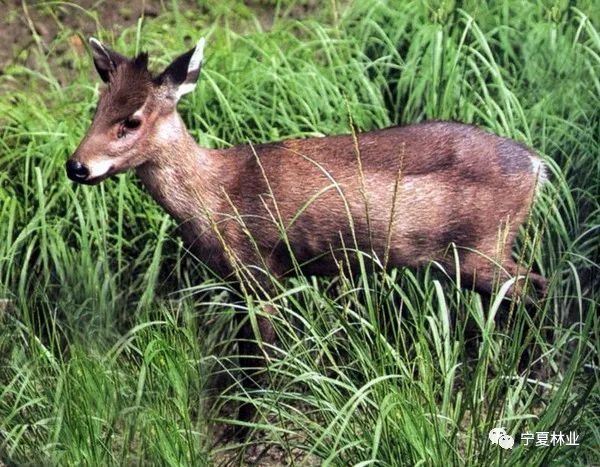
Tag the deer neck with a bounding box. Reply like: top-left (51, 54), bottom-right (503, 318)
top-left (135, 113), bottom-right (219, 227)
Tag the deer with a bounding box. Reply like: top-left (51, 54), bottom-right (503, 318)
top-left (66, 37), bottom-right (547, 433)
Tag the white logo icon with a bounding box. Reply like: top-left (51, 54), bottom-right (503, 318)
top-left (498, 433), bottom-right (515, 450)
top-left (489, 427), bottom-right (506, 444)
top-left (489, 427), bottom-right (514, 450)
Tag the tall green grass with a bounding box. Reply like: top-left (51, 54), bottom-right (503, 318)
top-left (1, 0), bottom-right (598, 465)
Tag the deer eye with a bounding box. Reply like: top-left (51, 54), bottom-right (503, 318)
top-left (124, 117), bottom-right (141, 130)
top-left (117, 117), bottom-right (142, 138)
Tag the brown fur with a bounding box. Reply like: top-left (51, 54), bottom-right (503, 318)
top-left (67, 46), bottom-right (547, 433)
top-left (96, 54), bottom-right (153, 126)
top-left (131, 121), bottom-right (545, 291)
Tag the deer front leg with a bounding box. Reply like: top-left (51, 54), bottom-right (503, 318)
top-left (235, 301), bottom-right (277, 432)
top-left (227, 261), bottom-right (281, 438)
top-left (220, 230), bottom-right (285, 437)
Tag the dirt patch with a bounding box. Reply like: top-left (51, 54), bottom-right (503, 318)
top-left (0, 0), bottom-right (195, 74)
top-left (0, 0), bottom-right (322, 75)
top-left (212, 430), bottom-right (322, 466)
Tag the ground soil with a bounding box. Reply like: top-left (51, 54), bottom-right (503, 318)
top-left (0, 0), bottom-right (182, 71)
top-left (0, 0), bottom-right (320, 75)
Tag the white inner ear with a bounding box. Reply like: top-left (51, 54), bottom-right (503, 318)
top-left (89, 37), bottom-right (112, 62)
top-left (89, 37), bottom-right (103, 50)
top-left (188, 37), bottom-right (205, 75)
top-left (175, 37), bottom-right (205, 100)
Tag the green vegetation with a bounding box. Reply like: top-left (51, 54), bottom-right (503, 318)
top-left (1, 1), bottom-right (598, 465)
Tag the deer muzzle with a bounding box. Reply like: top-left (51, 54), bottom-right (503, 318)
top-left (66, 159), bottom-right (90, 182)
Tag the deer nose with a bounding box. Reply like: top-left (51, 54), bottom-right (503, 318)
top-left (66, 159), bottom-right (90, 181)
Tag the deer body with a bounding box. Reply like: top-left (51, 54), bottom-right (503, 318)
top-left (132, 112), bottom-right (544, 291)
top-left (66, 38), bottom-right (547, 431)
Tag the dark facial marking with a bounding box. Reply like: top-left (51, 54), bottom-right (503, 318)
top-left (95, 53), bottom-right (154, 127)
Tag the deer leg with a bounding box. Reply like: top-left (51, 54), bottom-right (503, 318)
top-left (464, 267), bottom-right (498, 295)
top-left (502, 261), bottom-right (547, 301)
top-left (235, 302), bottom-right (277, 431)
top-left (461, 256), bottom-right (546, 302)
top-left (526, 272), bottom-right (547, 298)
top-left (227, 264), bottom-right (280, 439)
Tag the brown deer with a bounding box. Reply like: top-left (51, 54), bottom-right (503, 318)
top-left (66, 37), bottom-right (547, 429)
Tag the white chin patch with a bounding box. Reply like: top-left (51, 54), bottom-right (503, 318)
top-left (88, 159), bottom-right (114, 179)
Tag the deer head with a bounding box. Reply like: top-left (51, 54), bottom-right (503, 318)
top-left (66, 37), bottom-right (205, 184)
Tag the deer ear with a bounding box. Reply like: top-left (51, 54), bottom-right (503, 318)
top-left (89, 37), bottom-right (128, 83)
top-left (158, 38), bottom-right (205, 101)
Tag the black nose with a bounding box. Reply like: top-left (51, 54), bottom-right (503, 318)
top-left (66, 159), bottom-right (90, 181)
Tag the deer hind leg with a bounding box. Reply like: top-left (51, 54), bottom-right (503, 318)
top-left (452, 216), bottom-right (546, 299)
top-left (502, 261), bottom-right (547, 300)
top-left (457, 250), bottom-right (546, 300)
